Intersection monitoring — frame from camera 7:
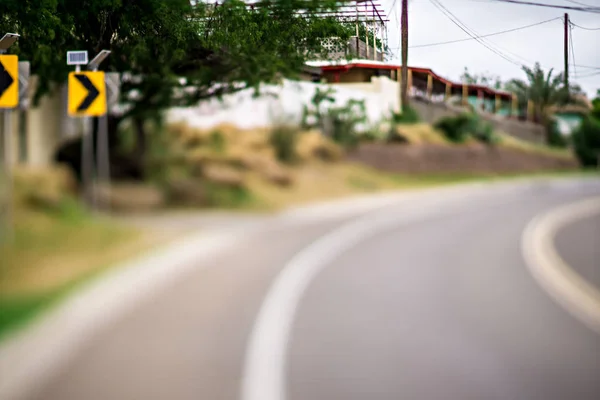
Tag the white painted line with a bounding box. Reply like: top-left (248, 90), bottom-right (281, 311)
top-left (241, 187), bottom-right (498, 400)
top-left (522, 196), bottom-right (600, 335)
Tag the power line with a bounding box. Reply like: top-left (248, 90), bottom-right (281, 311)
top-left (571, 21), bottom-right (600, 30)
top-left (565, 0), bottom-right (595, 7)
top-left (569, 22), bottom-right (577, 77)
top-left (573, 70), bottom-right (600, 79)
top-left (572, 64), bottom-right (600, 70)
top-left (428, 0), bottom-right (524, 67)
top-left (489, 0), bottom-right (600, 13)
top-left (408, 17), bottom-right (560, 48)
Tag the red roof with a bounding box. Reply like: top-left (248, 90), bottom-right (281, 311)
top-left (319, 62), bottom-right (513, 99)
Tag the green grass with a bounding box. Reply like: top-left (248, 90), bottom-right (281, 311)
top-left (0, 199), bottom-right (149, 340)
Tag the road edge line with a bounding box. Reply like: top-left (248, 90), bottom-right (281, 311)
top-left (522, 196), bottom-right (600, 335)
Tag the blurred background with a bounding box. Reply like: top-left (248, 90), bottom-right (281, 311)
top-left (0, 1), bottom-right (599, 399)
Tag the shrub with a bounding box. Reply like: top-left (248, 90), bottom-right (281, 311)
top-left (434, 114), bottom-right (473, 143)
top-left (328, 99), bottom-right (366, 149)
top-left (434, 113), bottom-right (498, 144)
top-left (392, 105), bottom-right (420, 124)
top-left (13, 165), bottom-right (77, 210)
top-left (269, 125), bottom-right (299, 164)
top-left (302, 88), bottom-right (367, 149)
top-left (572, 116), bottom-right (600, 167)
top-left (545, 119), bottom-right (569, 149)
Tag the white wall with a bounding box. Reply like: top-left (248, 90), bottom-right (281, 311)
top-left (167, 77), bottom-right (400, 132)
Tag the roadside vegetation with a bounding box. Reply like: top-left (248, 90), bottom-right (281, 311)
top-left (0, 166), bottom-right (159, 339)
top-left (572, 90), bottom-right (600, 168)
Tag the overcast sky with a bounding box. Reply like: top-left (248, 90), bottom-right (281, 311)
top-left (381, 0), bottom-right (600, 98)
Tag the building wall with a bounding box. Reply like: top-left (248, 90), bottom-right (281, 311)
top-left (4, 76), bottom-right (71, 168)
top-left (323, 68), bottom-right (375, 84)
top-left (554, 113), bottom-right (584, 136)
top-left (348, 37), bottom-right (384, 61)
top-left (330, 76), bottom-right (400, 115)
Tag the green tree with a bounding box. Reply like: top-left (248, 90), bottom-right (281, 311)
top-left (591, 89), bottom-right (600, 120)
top-left (572, 90), bottom-right (600, 167)
top-left (504, 62), bottom-right (584, 121)
top-left (1, 0), bottom-right (352, 172)
top-left (504, 62), bottom-right (586, 144)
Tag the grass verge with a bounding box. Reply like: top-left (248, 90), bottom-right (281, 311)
top-left (0, 199), bottom-right (157, 340)
top-left (246, 161), bottom-right (594, 210)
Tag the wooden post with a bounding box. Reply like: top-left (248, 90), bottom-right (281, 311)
top-left (365, 2), bottom-right (369, 59)
top-left (396, 68), bottom-right (400, 82)
top-left (400, 0), bottom-right (409, 107)
top-left (372, 17), bottom-right (377, 60)
top-left (462, 84), bottom-right (468, 106)
top-left (407, 69), bottom-right (413, 94)
top-left (427, 74), bottom-right (433, 100)
top-left (477, 89), bottom-right (484, 110)
top-left (445, 82), bottom-right (452, 100)
top-left (495, 94), bottom-right (501, 114)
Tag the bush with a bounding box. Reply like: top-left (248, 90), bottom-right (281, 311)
top-left (392, 105), bottom-right (420, 124)
top-left (572, 116), bottom-right (600, 167)
top-left (434, 114), bottom-right (473, 143)
top-left (434, 113), bottom-right (498, 144)
top-left (269, 125), bottom-right (299, 164)
top-left (302, 88), bottom-right (367, 149)
top-left (545, 119), bottom-right (569, 149)
top-left (13, 165), bottom-right (77, 210)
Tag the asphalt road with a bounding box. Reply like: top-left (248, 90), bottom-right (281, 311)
top-left (23, 178), bottom-right (600, 400)
top-left (554, 212), bottom-right (600, 291)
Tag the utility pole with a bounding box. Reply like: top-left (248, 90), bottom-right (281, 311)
top-left (564, 13), bottom-right (569, 93)
top-left (400, 0), bottom-right (409, 110)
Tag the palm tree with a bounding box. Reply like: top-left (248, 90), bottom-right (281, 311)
top-left (504, 62), bottom-right (584, 123)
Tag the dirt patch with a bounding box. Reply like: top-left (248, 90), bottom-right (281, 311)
top-left (347, 143), bottom-right (579, 174)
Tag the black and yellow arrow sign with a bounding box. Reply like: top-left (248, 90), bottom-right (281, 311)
top-left (68, 71), bottom-right (106, 117)
top-left (0, 55), bottom-right (19, 109)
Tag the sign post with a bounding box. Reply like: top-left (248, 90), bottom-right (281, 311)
top-left (67, 50), bottom-right (110, 211)
top-left (0, 33), bottom-right (19, 243)
top-left (18, 61), bottom-right (30, 111)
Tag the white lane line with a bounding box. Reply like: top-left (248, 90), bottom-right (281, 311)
top-left (240, 186), bottom-right (503, 400)
top-left (522, 196), bottom-right (600, 335)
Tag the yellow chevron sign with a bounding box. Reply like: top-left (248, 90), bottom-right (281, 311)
top-left (0, 55), bottom-right (18, 108)
top-left (68, 71), bottom-right (106, 117)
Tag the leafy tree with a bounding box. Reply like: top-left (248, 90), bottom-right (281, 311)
top-left (572, 90), bottom-right (600, 167)
top-left (591, 89), bottom-right (600, 120)
top-left (1, 0), bottom-right (352, 174)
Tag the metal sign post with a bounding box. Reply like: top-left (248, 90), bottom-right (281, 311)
top-left (0, 33), bottom-right (20, 244)
top-left (18, 61), bottom-right (30, 111)
top-left (67, 50), bottom-right (110, 212)
top-left (98, 71), bottom-right (119, 211)
top-left (67, 51), bottom-right (95, 209)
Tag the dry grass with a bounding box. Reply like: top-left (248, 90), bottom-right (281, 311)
top-left (245, 161), bottom-right (402, 210)
top-left (498, 132), bottom-right (575, 159)
top-left (392, 123), bottom-right (450, 145)
top-left (0, 199), bottom-right (169, 338)
top-left (0, 206), bottom-right (155, 297)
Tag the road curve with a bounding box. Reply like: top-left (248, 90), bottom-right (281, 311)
top-left (12, 178), bottom-right (600, 400)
